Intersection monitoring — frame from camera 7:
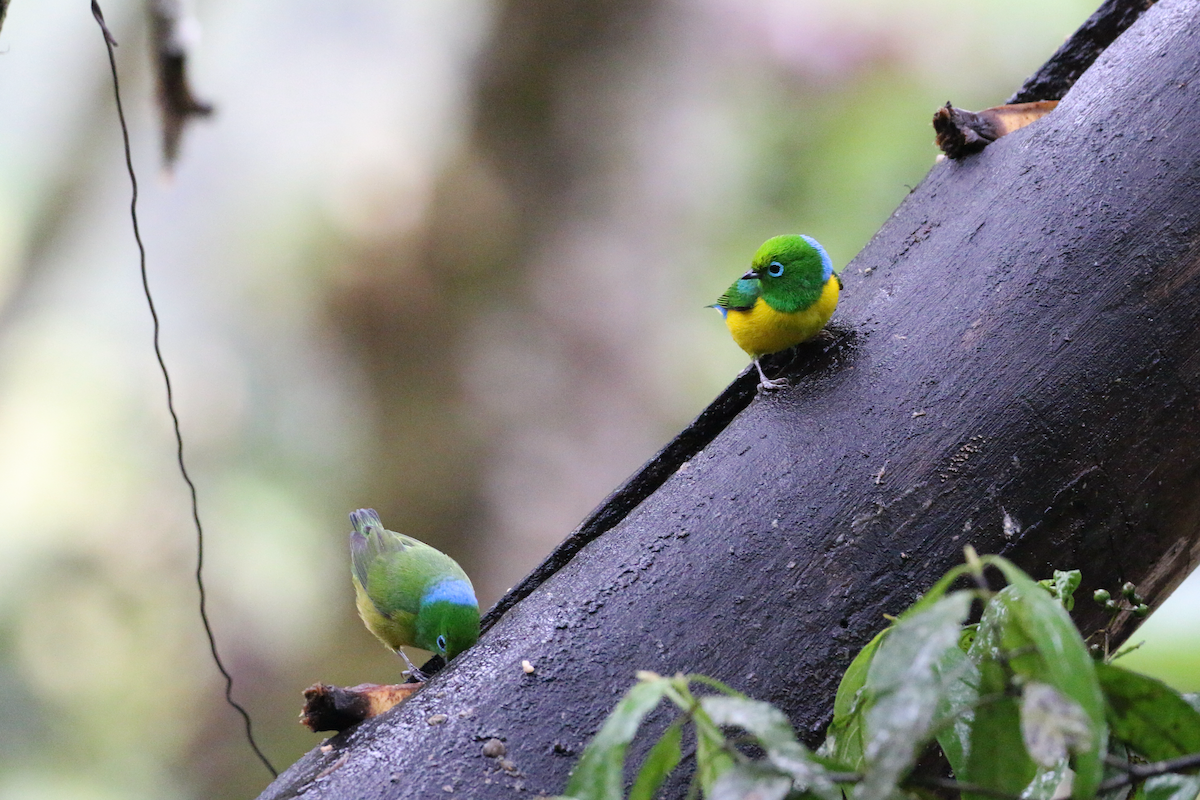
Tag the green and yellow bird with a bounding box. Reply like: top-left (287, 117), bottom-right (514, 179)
top-left (349, 508), bottom-right (479, 679)
top-left (711, 234), bottom-right (841, 389)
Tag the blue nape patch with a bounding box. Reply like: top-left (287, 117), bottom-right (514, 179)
top-left (801, 235), bottom-right (834, 281)
top-left (422, 578), bottom-right (477, 608)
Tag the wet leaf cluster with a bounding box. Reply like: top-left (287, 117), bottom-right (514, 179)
top-left (556, 553), bottom-right (1200, 800)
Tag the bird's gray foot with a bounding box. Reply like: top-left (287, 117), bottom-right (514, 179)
top-left (397, 649), bottom-right (428, 682)
top-left (753, 359), bottom-right (788, 391)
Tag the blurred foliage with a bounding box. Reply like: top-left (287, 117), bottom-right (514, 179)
top-left (2, 0), bottom-right (1196, 798)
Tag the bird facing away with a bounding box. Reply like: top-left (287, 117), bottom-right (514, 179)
top-left (349, 508), bottom-right (479, 679)
top-left (711, 234), bottom-right (841, 389)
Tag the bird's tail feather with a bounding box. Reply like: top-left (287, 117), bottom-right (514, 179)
top-left (350, 508), bottom-right (384, 536)
top-left (349, 508), bottom-right (384, 587)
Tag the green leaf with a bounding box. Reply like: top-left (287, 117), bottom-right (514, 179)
top-left (564, 677), bottom-right (672, 800)
top-left (1037, 569), bottom-right (1082, 611)
top-left (963, 598), bottom-right (1038, 800)
top-left (836, 630), bottom-right (889, 721)
top-left (958, 624), bottom-right (978, 653)
top-left (976, 559), bottom-right (1107, 799)
top-left (629, 719), bottom-right (683, 800)
top-left (693, 706), bottom-right (735, 797)
top-left (708, 764), bottom-right (793, 800)
top-left (931, 644), bottom-right (980, 778)
top-left (694, 727), bottom-right (733, 797)
top-left (1143, 774), bottom-right (1200, 800)
top-left (1021, 682), bottom-right (1093, 767)
top-left (1023, 762), bottom-right (1072, 800)
top-left (1097, 662), bottom-right (1200, 761)
top-left (855, 591), bottom-right (973, 800)
top-left (820, 628), bottom-right (889, 770)
top-left (963, 691), bottom-right (1036, 800)
top-left (702, 696), bottom-right (838, 800)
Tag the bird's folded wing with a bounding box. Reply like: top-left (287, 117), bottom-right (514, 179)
top-left (714, 277), bottom-right (760, 311)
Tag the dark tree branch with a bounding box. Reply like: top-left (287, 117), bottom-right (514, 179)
top-left (259, 0), bottom-right (1200, 797)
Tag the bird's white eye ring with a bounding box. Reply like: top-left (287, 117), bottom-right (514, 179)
top-left (767, 261), bottom-right (784, 277)
top-left (437, 635), bottom-right (447, 652)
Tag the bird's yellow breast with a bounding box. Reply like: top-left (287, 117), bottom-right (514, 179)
top-left (724, 275), bottom-right (840, 357)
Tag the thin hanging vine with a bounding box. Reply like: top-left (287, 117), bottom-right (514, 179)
top-left (90, 1), bottom-right (277, 779)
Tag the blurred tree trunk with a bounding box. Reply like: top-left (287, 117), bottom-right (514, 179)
top-left (268, 0), bottom-right (1200, 797)
top-left (327, 0), bottom-right (663, 602)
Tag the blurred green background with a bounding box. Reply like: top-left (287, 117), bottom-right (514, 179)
top-left (0, 0), bottom-right (1193, 797)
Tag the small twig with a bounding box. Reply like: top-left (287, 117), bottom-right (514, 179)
top-left (801, 767), bottom-right (1026, 800)
top-left (1109, 640), bottom-right (1146, 661)
top-left (149, 0), bottom-right (214, 167)
top-left (1099, 751), bottom-right (1200, 791)
top-left (970, 566), bottom-right (992, 595)
top-left (905, 774), bottom-right (1025, 800)
top-left (90, 0), bottom-right (276, 779)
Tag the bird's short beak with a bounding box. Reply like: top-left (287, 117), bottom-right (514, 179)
top-left (742, 269), bottom-right (759, 280)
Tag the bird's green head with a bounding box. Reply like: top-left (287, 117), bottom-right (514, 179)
top-left (415, 579), bottom-right (480, 661)
top-left (744, 234), bottom-right (834, 313)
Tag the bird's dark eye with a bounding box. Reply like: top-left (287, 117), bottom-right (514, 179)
top-left (767, 261), bottom-right (784, 277)
top-left (436, 635), bottom-right (447, 652)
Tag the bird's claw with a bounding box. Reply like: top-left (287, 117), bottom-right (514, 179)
top-left (397, 650), bottom-right (428, 683)
top-left (752, 359), bottom-right (788, 391)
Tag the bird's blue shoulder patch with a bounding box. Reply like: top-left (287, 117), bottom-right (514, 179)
top-left (422, 578), bottom-right (477, 608)
top-left (801, 235), bottom-right (834, 282)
